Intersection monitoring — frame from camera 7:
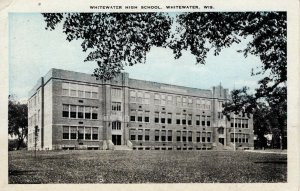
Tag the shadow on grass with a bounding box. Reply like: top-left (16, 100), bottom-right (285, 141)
top-left (9, 170), bottom-right (38, 176)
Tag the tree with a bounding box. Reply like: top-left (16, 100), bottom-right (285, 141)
top-left (34, 125), bottom-right (39, 158)
top-left (42, 13), bottom-right (173, 80)
top-left (8, 95), bottom-right (28, 150)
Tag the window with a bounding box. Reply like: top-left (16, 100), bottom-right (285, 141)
top-left (144, 111), bottom-right (150, 123)
top-left (154, 94), bottom-right (160, 105)
top-left (207, 132), bottom-right (211, 142)
top-left (188, 114), bottom-right (192, 125)
top-left (167, 113), bottom-right (172, 124)
top-left (70, 126), bottom-right (77, 140)
top-left (137, 92), bottom-right (143, 103)
top-left (176, 131), bottom-right (181, 141)
top-left (218, 127), bottom-right (224, 134)
top-left (92, 107), bottom-right (98, 119)
top-left (206, 100), bottom-right (211, 110)
top-left (63, 126), bottom-right (69, 139)
top-left (112, 121), bottom-right (121, 130)
top-left (154, 112), bottom-right (159, 123)
top-left (92, 127), bottom-right (98, 140)
top-left (78, 106), bottom-right (84, 118)
top-left (138, 129), bottom-right (143, 141)
top-left (145, 129), bottom-right (150, 141)
top-left (167, 95), bottom-right (173, 105)
top-left (112, 102), bottom-right (121, 111)
top-left (130, 129), bottom-right (136, 141)
top-left (218, 112), bottom-right (223, 119)
top-left (202, 132), bottom-right (206, 142)
top-left (111, 88), bottom-right (122, 97)
top-left (196, 99), bottom-right (201, 108)
top-left (78, 90), bottom-right (84, 98)
top-left (85, 91), bottom-right (91, 99)
top-left (78, 127), bottom-right (84, 140)
top-left (196, 115), bottom-right (200, 126)
top-left (231, 123), bottom-right (234, 127)
top-left (144, 93), bottom-right (150, 104)
top-left (70, 89), bottom-right (77, 97)
top-left (168, 130), bottom-right (172, 141)
top-left (85, 107), bottom-right (91, 119)
top-left (155, 130), bottom-right (160, 141)
top-left (130, 91), bottom-right (136, 102)
top-left (85, 127), bottom-right (91, 140)
top-left (176, 113), bottom-right (181, 125)
top-left (130, 110), bottom-right (136, 122)
top-left (176, 96), bottom-right (181, 106)
top-left (160, 112), bottom-right (166, 124)
top-left (188, 98), bottom-right (193, 107)
top-left (182, 114), bottom-right (187, 125)
top-left (196, 132), bottom-right (201, 142)
top-left (63, 105), bottom-right (69, 117)
top-left (182, 131), bottom-right (187, 142)
top-left (188, 131), bottom-right (192, 142)
top-left (137, 110), bottom-right (143, 122)
top-left (182, 97), bottom-right (187, 107)
top-left (207, 116), bottom-right (211, 126)
top-left (62, 88), bottom-right (69, 96)
top-left (70, 105), bottom-right (77, 118)
top-left (161, 130), bottom-right (166, 142)
top-left (161, 94), bottom-right (166, 106)
top-left (92, 91), bottom-right (98, 99)
top-left (201, 115), bottom-right (206, 126)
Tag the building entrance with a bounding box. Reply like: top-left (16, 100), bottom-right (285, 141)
top-left (112, 135), bottom-right (122, 145)
top-left (219, 138), bottom-right (225, 145)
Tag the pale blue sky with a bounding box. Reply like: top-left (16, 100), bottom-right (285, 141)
top-left (9, 13), bottom-right (263, 101)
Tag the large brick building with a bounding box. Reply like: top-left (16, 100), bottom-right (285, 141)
top-left (27, 68), bottom-right (254, 150)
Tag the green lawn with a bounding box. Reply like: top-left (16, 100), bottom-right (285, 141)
top-left (8, 150), bottom-right (287, 183)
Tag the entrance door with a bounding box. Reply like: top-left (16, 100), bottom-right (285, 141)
top-left (219, 138), bottom-right (224, 145)
top-left (112, 135), bottom-right (122, 145)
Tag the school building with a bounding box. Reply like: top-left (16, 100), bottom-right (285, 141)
top-left (27, 68), bottom-right (254, 150)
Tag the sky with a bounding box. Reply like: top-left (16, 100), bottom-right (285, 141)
top-left (9, 13), bottom-right (264, 102)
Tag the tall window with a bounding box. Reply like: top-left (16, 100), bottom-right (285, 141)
top-left (160, 112), bottom-right (166, 124)
top-left (130, 129), bottom-right (136, 141)
top-left (207, 116), bottom-right (211, 126)
top-left (70, 84), bottom-right (77, 97)
top-left (78, 127), bottom-right (84, 140)
top-left (137, 110), bottom-right (143, 122)
top-left (188, 98), bottom-right (193, 107)
top-left (168, 130), bottom-right (172, 141)
top-left (130, 91), bottom-right (136, 102)
top-left (182, 97), bottom-right (187, 107)
top-left (138, 129), bottom-right (143, 141)
top-left (202, 132), bottom-right (206, 142)
top-left (206, 100), bottom-right (211, 110)
top-left (85, 127), bottom-right (91, 140)
top-left (78, 106), bottom-right (84, 118)
top-left (143, 93), bottom-right (150, 104)
top-left (62, 104), bottom-right (69, 117)
top-left (111, 88), bottom-right (122, 97)
top-left (207, 132), bottom-right (211, 142)
top-left (70, 105), bottom-right (77, 118)
top-left (130, 110), bottom-right (136, 122)
top-left (182, 114), bottom-right (187, 125)
top-left (112, 102), bottom-right (121, 111)
top-left (62, 83), bottom-right (69, 96)
top-left (112, 121), bottom-right (121, 130)
top-left (137, 92), bottom-right (143, 103)
top-left (176, 96), bottom-right (181, 106)
top-left (196, 132), bottom-right (201, 142)
top-left (196, 115), bottom-right (200, 125)
top-left (70, 126), bottom-right (77, 139)
top-left (167, 113), bottom-right (172, 124)
top-left (188, 131), bottom-right (193, 142)
top-left (176, 113), bottom-right (181, 124)
top-left (161, 130), bottom-right (166, 142)
top-left (182, 131), bottom-right (187, 142)
top-left (201, 115), bottom-right (206, 126)
top-left (144, 111), bottom-right (150, 123)
top-left (92, 127), bottom-right (98, 140)
top-left (161, 94), bottom-right (166, 106)
top-left (188, 114), bottom-right (192, 125)
top-left (196, 99), bottom-right (201, 108)
top-left (155, 130), bottom-right (160, 141)
top-left (63, 126), bottom-right (69, 139)
top-left (145, 129), bottom-right (150, 141)
top-left (167, 95), bottom-right (173, 105)
top-left (85, 106), bottom-right (91, 119)
top-left (154, 94), bottom-right (160, 105)
top-left (154, 112), bottom-right (159, 123)
top-left (176, 131), bottom-right (181, 141)
top-left (92, 107), bottom-right (98, 119)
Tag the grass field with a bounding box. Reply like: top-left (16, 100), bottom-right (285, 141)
top-left (8, 150), bottom-right (287, 183)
